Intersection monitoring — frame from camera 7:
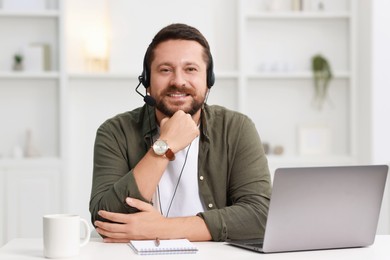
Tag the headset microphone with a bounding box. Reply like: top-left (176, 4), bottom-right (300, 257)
top-left (135, 76), bottom-right (156, 107)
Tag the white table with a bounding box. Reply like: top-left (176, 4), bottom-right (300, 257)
top-left (1, 236), bottom-right (390, 260)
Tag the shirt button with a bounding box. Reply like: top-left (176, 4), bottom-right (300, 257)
top-left (208, 203), bottom-right (213, 208)
top-left (200, 176), bottom-right (204, 181)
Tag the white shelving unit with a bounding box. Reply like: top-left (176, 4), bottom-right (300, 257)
top-left (245, 11), bottom-right (351, 19)
top-left (0, 0), bottom-right (63, 246)
top-left (0, 10), bottom-right (59, 17)
top-left (237, 0), bottom-right (357, 171)
top-left (246, 71), bottom-right (350, 79)
top-left (0, 71), bottom-right (60, 79)
top-left (0, 2), bottom-right (62, 159)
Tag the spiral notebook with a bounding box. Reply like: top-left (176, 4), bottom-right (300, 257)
top-left (128, 239), bottom-right (198, 255)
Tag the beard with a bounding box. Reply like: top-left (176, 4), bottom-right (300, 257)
top-left (154, 85), bottom-right (207, 117)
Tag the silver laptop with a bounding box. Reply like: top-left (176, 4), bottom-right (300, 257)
top-left (228, 165), bottom-right (388, 253)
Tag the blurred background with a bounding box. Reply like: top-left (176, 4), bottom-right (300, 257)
top-left (0, 0), bottom-right (389, 246)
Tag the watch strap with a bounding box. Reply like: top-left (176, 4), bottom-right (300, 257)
top-left (165, 148), bottom-right (175, 161)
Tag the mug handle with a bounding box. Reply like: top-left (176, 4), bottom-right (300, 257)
top-left (80, 218), bottom-right (91, 247)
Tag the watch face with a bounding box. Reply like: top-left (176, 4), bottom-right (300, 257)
top-left (153, 140), bottom-right (168, 155)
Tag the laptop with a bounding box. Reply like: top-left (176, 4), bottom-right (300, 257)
top-left (228, 164), bottom-right (388, 253)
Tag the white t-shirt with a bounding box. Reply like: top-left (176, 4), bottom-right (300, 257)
top-left (153, 136), bottom-right (205, 217)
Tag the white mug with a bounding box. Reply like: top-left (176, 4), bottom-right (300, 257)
top-left (43, 214), bottom-right (91, 258)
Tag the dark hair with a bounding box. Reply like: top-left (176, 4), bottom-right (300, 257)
top-left (141, 23), bottom-right (214, 88)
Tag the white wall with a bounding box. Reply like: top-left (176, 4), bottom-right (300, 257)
top-left (66, 0), bottom-right (237, 74)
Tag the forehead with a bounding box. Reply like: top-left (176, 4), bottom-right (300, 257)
top-left (152, 40), bottom-right (206, 65)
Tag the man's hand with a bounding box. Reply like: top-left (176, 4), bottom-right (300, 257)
top-left (94, 197), bottom-right (212, 243)
top-left (159, 110), bottom-right (200, 153)
top-left (94, 198), bottom-right (165, 243)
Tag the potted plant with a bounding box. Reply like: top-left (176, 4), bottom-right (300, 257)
top-left (311, 54), bottom-right (332, 110)
top-left (13, 53), bottom-right (24, 71)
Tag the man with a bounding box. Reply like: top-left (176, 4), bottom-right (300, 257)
top-left (90, 23), bottom-right (271, 242)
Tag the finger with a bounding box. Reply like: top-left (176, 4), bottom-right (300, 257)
top-left (94, 220), bottom-right (126, 234)
top-left (173, 109), bottom-right (185, 116)
top-left (98, 210), bottom-right (131, 224)
top-left (126, 197), bottom-right (155, 212)
top-left (160, 117), bottom-right (169, 127)
top-left (103, 237), bottom-right (131, 243)
top-left (95, 227), bottom-right (128, 240)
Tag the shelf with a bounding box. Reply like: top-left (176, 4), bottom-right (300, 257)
top-left (246, 71), bottom-right (350, 79)
top-left (245, 11), bottom-right (351, 20)
top-left (0, 71), bottom-right (59, 79)
top-left (0, 157), bottom-right (62, 169)
top-left (215, 71), bottom-right (239, 79)
top-left (0, 10), bottom-right (59, 18)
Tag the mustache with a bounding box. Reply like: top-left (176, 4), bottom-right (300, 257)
top-left (163, 85), bottom-right (194, 94)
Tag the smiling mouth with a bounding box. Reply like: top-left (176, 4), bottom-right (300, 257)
top-left (167, 93), bottom-right (189, 98)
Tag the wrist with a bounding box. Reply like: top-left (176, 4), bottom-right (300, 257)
top-left (152, 139), bottom-right (175, 161)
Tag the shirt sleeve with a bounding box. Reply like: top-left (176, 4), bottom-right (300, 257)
top-left (89, 120), bottom-right (148, 225)
top-left (198, 115), bottom-right (271, 241)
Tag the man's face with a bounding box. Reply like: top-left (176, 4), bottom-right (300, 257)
top-left (148, 40), bottom-right (209, 118)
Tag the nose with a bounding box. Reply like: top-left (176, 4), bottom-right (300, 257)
top-left (170, 69), bottom-right (187, 87)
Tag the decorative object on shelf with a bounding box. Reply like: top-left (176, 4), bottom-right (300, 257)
top-left (267, 0), bottom-right (284, 12)
top-left (310, 0), bottom-right (325, 11)
top-left (273, 145), bottom-right (284, 155)
top-left (263, 142), bottom-right (270, 155)
top-left (84, 19), bottom-right (110, 72)
top-left (25, 129), bottom-right (40, 157)
top-left (13, 53), bottom-right (24, 71)
top-left (298, 124), bottom-right (331, 156)
top-left (291, 0), bottom-right (303, 11)
top-left (259, 61), bottom-right (294, 73)
top-left (26, 43), bottom-right (52, 71)
top-left (311, 54), bottom-right (333, 110)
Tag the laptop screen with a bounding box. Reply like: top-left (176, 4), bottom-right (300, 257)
top-left (261, 165), bottom-right (388, 253)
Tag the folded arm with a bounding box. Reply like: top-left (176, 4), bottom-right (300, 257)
top-left (94, 197), bottom-right (211, 242)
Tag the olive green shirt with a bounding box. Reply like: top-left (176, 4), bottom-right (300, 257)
top-left (90, 104), bottom-right (271, 241)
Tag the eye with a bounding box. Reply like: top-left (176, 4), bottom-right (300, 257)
top-left (159, 67), bottom-right (172, 73)
top-left (186, 67), bottom-right (198, 72)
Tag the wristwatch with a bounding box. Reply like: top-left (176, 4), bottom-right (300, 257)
top-left (152, 140), bottom-right (175, 161)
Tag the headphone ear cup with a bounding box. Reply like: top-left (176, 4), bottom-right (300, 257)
top-left (207, 70), bottom-right (215, 88)
top-left (207, 57), bottom-right (215, 88)
top-left (140, 50), bottom-right (150, 88)
top-left (140, 65), bottom-right (150, 88)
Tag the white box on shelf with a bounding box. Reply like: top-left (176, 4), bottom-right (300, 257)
top-left (23, 43), bottom-right (51, 71)
top-left (23, 45), bottom-right (43, 71)
top-left (2, 0), bottom-right (47, 11)
top-left (298, 124), bottom-right (331, 156)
